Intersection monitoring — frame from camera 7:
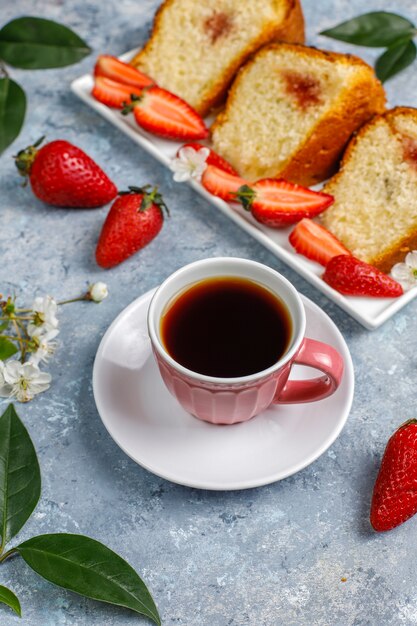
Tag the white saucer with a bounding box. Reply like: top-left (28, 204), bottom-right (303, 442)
top-left (93, 288), bottom-right (354, 490)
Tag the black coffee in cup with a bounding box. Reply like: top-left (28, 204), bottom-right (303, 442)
top-left (160, 276), bottom-right (292, 378)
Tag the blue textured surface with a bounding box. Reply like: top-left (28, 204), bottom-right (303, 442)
top-left (1, 0), bottom-right (417, 624)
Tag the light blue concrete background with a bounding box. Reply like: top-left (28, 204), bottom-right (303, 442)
top-left (1, 0), bottom-right (417, 624)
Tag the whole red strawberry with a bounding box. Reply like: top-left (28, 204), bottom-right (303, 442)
top-left (371, 420), bottom-right (417, 531)
top-left (15, 137), bottom-right (117, 208)
top-left (96, 186), bottom-right (168, 268)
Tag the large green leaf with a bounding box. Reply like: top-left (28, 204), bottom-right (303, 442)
top-left (0, 78), bottom-right (26, 155)
top-left (17, 534), bottom-right (160, 625)
top-left (320, 12), bottom-right (416, 47)
top-left (0, 17), bottom-right (91, 69)
top-left (0, 404), bottom-right (41, 548)
top-left (376, 39), bottom-right (417, 82)
top-left (0, 584), bottom-right (21, 617)
top-left (0, 337), bottom-right (18, 360)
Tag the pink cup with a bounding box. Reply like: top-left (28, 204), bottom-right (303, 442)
top-left (148, 258), bottom-right (344, 425)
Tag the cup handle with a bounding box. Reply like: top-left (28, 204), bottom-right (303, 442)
top-left (274, 338), bottom-right (344, 404)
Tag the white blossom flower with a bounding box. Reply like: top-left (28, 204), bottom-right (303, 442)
top-left (391, 251), bottom-right (417, 290)
top-left (0, 360), bottom-right (51, 402)
top-left (27, 295), bottom-right (59, 338)
top-left (88, 282), bottom-right (108, 303)
top-left (29, 330), bottom-right (58, 365)
top-left (170, 146), bottom-right (210, 182)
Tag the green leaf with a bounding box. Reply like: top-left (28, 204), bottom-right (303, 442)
top-left (0, 17), bottom-right (91, 69)
top-left (0, 404), bottom-right (41, 548)
top-left (0, 337), bottom-right (18, 360)
top-left (320, 11), bottom-right (416, 47)
top-left (0, 78), bottom-right (26, 155)
top-left (0, 322), bottom-right (9, 333)
top-left (0, 584), bottom-right (21, 617)
top-left (376, 39), bottom-right (417, 82)
top-left (17, 534), bottom-right (161, 625)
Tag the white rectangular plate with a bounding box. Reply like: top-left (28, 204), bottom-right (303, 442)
top-left (71, 50), bottom-right (417, 330)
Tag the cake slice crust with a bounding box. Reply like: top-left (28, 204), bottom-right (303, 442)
top-left (322, 107), bottom-right (417, 273)
top-left (131, 0), bottom-right (304, 116)
top-left (211, 43), bottom-right (386, 186)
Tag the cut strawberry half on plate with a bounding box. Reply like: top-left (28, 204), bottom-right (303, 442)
top-left (289, 218), bottom-right (351, 266)
top-left (237, 179), bottom-right (334, 227)
top-left (179, 143), bottom-right (238, 175)
top-left (323, 255), bottom-right (403, 298)
top-left (94, 55), bottom-right (154, 89)
top-left (201, 164), bottom-right (249, 202)
top-left (122, 87), bottom-right (209, 141)
top-left (92, 76), bottom-right (143, 108)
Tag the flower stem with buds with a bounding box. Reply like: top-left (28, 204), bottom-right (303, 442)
top-left (0, 283), bottom-right (108, 402)
top-left (58, 296), bottom-right (89, 305)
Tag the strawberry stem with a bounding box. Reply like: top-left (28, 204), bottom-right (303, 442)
top-left (14, 136), bottom-right (45, 179)
top-left (121, 93), bottom-right (144, 116)
top-left (234, 184), bottom-right (256, 211)
top-left (119, 185), bottom-right (170, 217)
top-left (121, 102), bottom-right (134, 115)
top-left (398, 418), bottom-right (417, 429)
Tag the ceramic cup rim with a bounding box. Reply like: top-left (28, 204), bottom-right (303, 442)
top-left (147, 257), bottom-right (306, 385)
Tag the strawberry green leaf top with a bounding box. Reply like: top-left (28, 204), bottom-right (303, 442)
top-left (236, 185), bottom-right (256, 211)
top-left (119, 185), bottom-right (170, 215)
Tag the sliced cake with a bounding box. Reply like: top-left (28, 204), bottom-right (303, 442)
top-left (322, 107), bottom-right (417, 273)
top-left (211, 43), bottom-right (386, 186)
top-left (131, 0), bottom-right (304, 116)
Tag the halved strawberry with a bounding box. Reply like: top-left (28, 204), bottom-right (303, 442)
top-left (323, 255), bottom-right (403, 298)
top-left (201, 164), bottom-right (249, 202)
top-left (94, 55), bottom-right (154, 89)
top-left (92, 76), bottom-right (143, 108)
top-left (179, 143), bottom-right (238, 175)
top-left (289, 218), bottom-right (351, 266)
top-left (122, 88), bottom-right (208, 141)
top-left (237, 179), bottom-right (334, 228)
